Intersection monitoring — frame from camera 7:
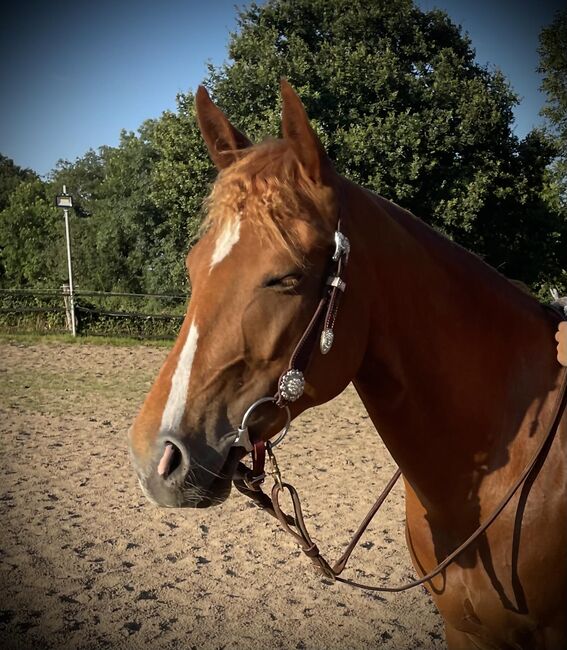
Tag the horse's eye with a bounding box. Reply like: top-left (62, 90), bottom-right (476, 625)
top-left (263, 273), bottom-right (302, 290)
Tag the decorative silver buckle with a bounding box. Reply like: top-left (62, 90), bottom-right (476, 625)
top-left (320, 328), bottom-right (334, 354)
top-left (278, 369), bottom-right (305, 402)
top-left (332, 231), bottom-right (350, 262)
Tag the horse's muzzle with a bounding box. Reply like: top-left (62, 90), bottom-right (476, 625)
top-left (133, 434), bottom-right (236, 508)
top-left (137, 436), bottom-right (192, 507)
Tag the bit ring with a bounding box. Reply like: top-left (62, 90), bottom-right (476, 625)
top-left (239, 396), bottom-right (291, 448)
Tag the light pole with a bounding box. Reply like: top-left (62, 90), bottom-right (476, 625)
top-left (55, 186), bottom-right (76, 336)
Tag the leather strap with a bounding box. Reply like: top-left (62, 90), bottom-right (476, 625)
top-left (266, 366), bottom-right (567, 592)
top-left (275, 223), bottom-right (348, 407)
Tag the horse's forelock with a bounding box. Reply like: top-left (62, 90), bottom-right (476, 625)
top-left (201, 139), bottom-right (333, 267)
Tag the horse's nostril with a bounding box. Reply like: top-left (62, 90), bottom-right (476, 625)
top-left (157, 441), bottom-right (183, 479)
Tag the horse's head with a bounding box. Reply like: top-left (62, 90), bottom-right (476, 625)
top-left (129, 81), bottom-right (368, 507)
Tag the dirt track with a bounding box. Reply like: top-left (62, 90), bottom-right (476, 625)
top-left (0, 341), bottom-right (444, 649)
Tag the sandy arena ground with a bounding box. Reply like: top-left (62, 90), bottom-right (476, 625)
top-left (0, 341), bottom-right (444, 649)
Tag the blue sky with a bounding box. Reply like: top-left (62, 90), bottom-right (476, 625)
top-left (0, 0), bottom-right (563, 177)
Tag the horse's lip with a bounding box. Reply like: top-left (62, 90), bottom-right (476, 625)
top-left (216, 446), bottom-right (245, 484)
top-left (184, 447), bottom-right (243, 508)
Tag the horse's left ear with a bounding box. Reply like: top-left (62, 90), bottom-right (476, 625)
top-left (280, 79), bottom-right (332, 184)
top-left (195, 85), bottom-right (252, 170)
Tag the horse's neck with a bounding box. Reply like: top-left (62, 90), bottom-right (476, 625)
top-left (346, 181), bottom-right (560, 513)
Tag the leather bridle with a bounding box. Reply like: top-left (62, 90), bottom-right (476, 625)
top-left (228, 218), bottom-right (567, 593)
top-left (231, 220), bottom-right (350, 483)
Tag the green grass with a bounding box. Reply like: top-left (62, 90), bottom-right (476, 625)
top-left (0, 332), bottom-right (174, 348)
top-left (0, 343), bottom-right (162, 414)
top-left (0, 367), bottom-right (153, 413)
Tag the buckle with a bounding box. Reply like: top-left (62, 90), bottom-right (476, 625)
top-left (326, 276), bottom-right (346, 292)
top-left (332, 231), bottom-right (350, 262)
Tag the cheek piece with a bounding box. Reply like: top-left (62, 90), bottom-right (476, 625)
top-left (231, 224), bottom-right (350, 484)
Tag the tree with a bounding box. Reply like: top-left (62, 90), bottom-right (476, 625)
top-left (0, 178), bottom-right (63, 287)
top-left (48, 105), bottom-right (211, 296)
top-left (51, 133), bottom-right (165, 294)
top-left (0, 155), bottom-right (36, 212)
top-left (3, 0), bottom-right (563, 301)
top-left (537, 9), bottom-right (567, 292)
top-left (203, 0), bottom-right (562, 288)
top-left (539, 10), bottom-right (567, 158)
top-left (145, 93), bottom-right (215, 293)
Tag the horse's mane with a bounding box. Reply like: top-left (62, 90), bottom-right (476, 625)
top-left (201, 139), bottom-right (332, 265)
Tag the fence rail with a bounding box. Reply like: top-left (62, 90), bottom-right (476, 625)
top-left (0, 287), bottom-right (187, 338)
top-left (0, 288), bottom-right (186, 300)
top-left (0, 306), bottom-right (66, 314)
top-left (75, 304), bottom-right (184, 320)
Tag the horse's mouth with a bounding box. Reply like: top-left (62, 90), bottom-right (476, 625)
top-left (185, 447), bottom-right (243, 508)
top-left (136, 436), bottom-right (249, 509)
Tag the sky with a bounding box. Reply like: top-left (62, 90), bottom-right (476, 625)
top-left (0, 0), bottom-right (564, 178)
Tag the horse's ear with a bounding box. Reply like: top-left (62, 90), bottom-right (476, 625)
top-left (195, 86), bottom-right (252, 170)
top-left (280, 79), bottom-right (331, 183)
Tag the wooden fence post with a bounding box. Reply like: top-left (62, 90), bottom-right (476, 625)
top-left (61, 284), bottom-right (73, 333)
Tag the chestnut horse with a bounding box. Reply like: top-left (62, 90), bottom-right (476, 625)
top-left (129, 81), bottom-right (567, 649)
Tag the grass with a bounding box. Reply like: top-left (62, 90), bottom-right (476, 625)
top-left (0, 332), bottom-right (174, 348)
top-left (0, 337), bottom-right (163, 414)
top-left (0, 367), bottom-right (152, 413)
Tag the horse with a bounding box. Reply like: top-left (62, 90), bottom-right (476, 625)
top-left (128, 80), bottom-right (567, 649)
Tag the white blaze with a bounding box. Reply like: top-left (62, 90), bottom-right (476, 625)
top-left (210, 216), bottom-right (241, 270)
top-left (160, 321), bottom-right (199, 434)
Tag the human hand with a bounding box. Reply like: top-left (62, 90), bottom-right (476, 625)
top-left (556, 321), bottom-right (567, 367)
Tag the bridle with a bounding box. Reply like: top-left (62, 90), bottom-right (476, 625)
top-left (228, 215), bottom-right (567, 593)
top-left (231, 220), bottom-right (350, 482)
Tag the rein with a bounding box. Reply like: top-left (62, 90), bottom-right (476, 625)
top-left (266, 364), bottom-right (567, 592)
top-left (230, 219), bottom-right (567, 593)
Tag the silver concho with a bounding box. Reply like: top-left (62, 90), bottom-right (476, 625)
top-left (332, 231), bottom-right (350, 262)
top-left (320, 328), bottom-right (334, 354)
top-left (279, 369), bottom-right (305, 402)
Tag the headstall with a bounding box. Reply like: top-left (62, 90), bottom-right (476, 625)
top-left (231, 220), bottom-right (350, 483)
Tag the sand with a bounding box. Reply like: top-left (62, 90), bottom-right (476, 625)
top-left (0, 341), bottom-right (444, 649)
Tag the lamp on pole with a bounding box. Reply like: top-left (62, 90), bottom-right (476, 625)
top-left (55, 185), bottom-right (76, 336)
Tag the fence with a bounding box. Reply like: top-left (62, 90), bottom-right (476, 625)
top-left (0, 288), bottom-right (187, 339)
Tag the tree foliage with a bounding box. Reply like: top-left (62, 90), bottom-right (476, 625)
top-left (0, 155), bottom-right (36, 212)
top-left (539, 10), bottom-right (567, 206)
top-left (537, 9), bottom-right (567, 291)
top-left (539, 10), bottom-right (567, 144)
top-left (0, 178), bottom-right (62, 286)
top-left (206, 0), bottom-right (564, 290)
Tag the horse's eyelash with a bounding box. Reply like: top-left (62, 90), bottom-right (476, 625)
top-left (263, 274), bottom-right (302, 288)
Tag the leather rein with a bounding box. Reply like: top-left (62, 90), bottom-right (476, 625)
top-left (229, 221), bottom-right (567, 593)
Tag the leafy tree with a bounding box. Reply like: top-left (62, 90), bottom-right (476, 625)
top-left (3, 0), bottom-right (564, 307)
top-left (539, 10), bottom-right (567, 159)
top-left (146, 93), bottom-right (215, 292)
top-left (51, 133), bottom-right (163, 294)
top-left (52, 149), bottom-right (107, 218)
top-left (203, 0), bottom-right (562, 288)
top-left (537, 9), bottom-right (567, 292)
top-left (48, 108), bottom-right (210, 296)
top-left (0, 155), bottom-right (36, 212)
top-left (0, 178), bottom-right (63, 286)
